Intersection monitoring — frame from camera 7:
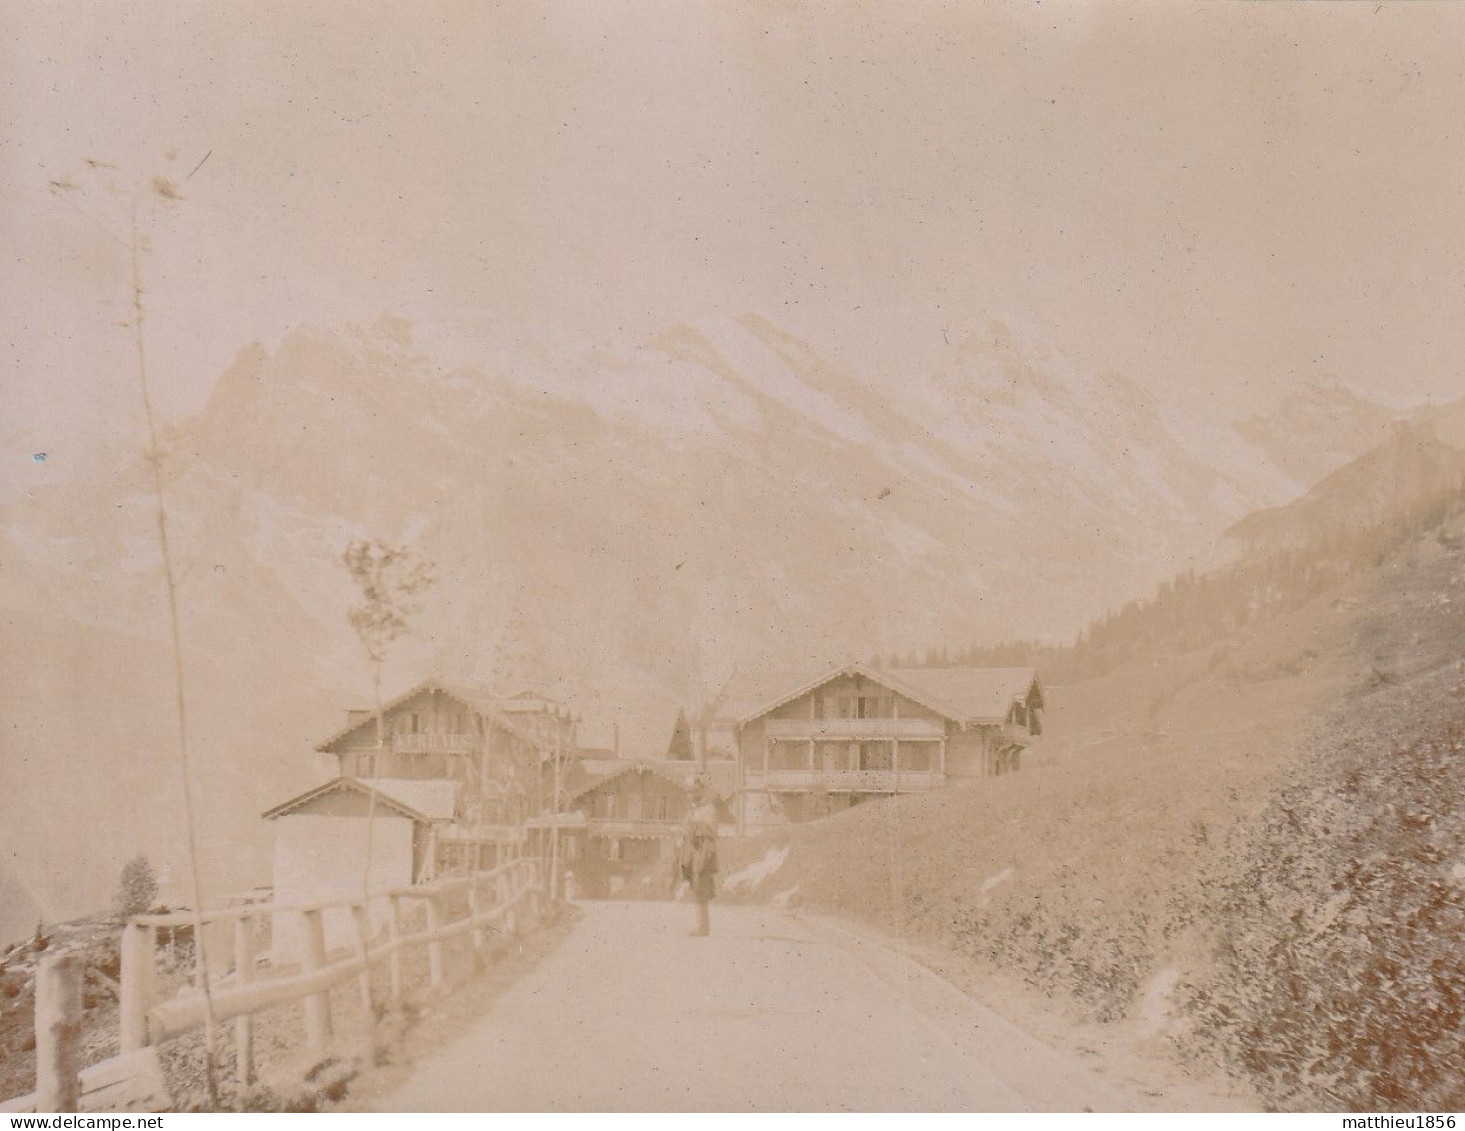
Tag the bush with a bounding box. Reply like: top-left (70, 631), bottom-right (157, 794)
top-left (1183, 726), bottom-right (1465, 1110)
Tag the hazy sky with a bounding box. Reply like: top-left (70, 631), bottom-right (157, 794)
top-left (3, 0), bottom-right (1464, 474)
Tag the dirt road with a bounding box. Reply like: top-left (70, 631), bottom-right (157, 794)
top-left (376, 900), bottom-right (1137, 1112)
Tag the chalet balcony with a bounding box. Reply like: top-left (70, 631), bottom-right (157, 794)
top-left (585, 819), bottom-right (680, 839)
top-left (439, 822), bottom-right (526, 844)
top-left (762, 716), bottom-right (946, 741)
top-left (393, 733), bottom-right (483, 754)
top-left (746, 768), bottom-right (945, 793)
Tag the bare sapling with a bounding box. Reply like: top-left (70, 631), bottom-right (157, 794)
top-left (340, 538), bottom-right (436, 1039)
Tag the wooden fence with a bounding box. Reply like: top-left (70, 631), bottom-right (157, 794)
top-left (124, 857), bottom-right (546, 1074)
top-left (3, 856), bottom-right (547, 1111)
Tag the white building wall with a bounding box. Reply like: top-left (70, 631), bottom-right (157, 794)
top-left (270, 814), bottom-right (414, 962)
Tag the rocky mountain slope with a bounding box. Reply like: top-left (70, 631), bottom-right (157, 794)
top-left (1233, 379), bottom-right (1410, 494)
top-left (1226, 398), bottom-right (1465, 559)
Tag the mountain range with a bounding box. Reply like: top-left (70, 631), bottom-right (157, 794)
top-left (0, 312), bottom-right (1416, 942)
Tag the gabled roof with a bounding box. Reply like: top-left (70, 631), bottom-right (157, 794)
top-left (567, 760), bottom-right (695, 802)
top-left (498, 688), bottom-right (564, 712)
top-left (262, 776), bottom-right (462, 822)
top-left (727, 662), bottom-right (1042, 726)
top-left (715, 663), bottom-right (852, 727)
top-left (885, 667), bottom-right (1043, 722)
top-left (313, 678), bottom-right (554, 754)
top-left (565, 759), bottom-right (739, 802)
top-left (503, 688), bottom-right (560, 701)
top-left (262, 776), bottom-right (428, 822)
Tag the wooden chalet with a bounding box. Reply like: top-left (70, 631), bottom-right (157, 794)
top-left (717, 662), bottom-right (1044, 824)
top-left (261, 679), bottom-right (575, 950)
top-left (557, 759), bottom-right (736, 898)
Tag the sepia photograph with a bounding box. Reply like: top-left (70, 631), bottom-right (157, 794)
top-left (2, 0), bottom-right (1464, 1117)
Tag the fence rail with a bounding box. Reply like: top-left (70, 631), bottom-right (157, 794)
top-left (762, 716), bottom-right (947, 740)
top-left (746, 768), bottom-right (945, 793)
top-left (118, 856), bottom-right (547, 1082)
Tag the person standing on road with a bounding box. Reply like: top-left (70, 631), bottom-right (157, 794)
top-left (673, 781), bottom-right (719, 937)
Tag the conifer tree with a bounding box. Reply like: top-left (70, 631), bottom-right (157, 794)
top-left (667, 708), bottom-right (694, 761)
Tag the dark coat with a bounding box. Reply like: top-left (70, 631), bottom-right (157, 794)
top-left (676, 802), bottom-right (719, 902)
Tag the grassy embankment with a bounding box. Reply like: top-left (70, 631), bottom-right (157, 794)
top-left (721, 511), bottom-right (1465, 1110)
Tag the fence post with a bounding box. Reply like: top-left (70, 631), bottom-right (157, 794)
top-left (300, 908), bottom-right (333, 1049)
top-left (495, 872), bottom-right (514, 939)
top-left (35, 951), bottom-right (83, 1113)
top-left (351, 903), bottom-right (373, 1017)
top-left (425, 893), bottom-right (446, 991)
top-left (387, 895), bottom-right (404, 1008)
top-left (119, 921), bottom-right (155, 1053)
top-left (467, 880), bottom-right (486, 959)
top-left (233, 915), bottom-right (255, 1086)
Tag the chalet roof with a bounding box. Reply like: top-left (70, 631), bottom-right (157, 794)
top-left (565, 758), bottom-right (739, 802)
top-left (498, 688), bottom-right (565, 712)
top-left (568, 760), bottom-right (686, 802)
top-left (715, 665), bottom-right (844, 726)
top-left (559, 758), bottom-right (622, 800)
top-left (313, 678), bottom-right (554, 755)
top-left (262, 776), bottom-right (462, 822)
top-left (885, 667), bottom-right (1043, 721)
top-left (262, 776), bottom-right (432, 822)
top-left (724, 662), bottom-right (1042, 727)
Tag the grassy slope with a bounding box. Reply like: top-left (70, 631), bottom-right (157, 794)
top-left (723, 579), bottom-right (1351, 1012)
top-left (720, 511), bottom-right (1465, 1109)
top-left (1183, 516), bottom-right (1465, 1110)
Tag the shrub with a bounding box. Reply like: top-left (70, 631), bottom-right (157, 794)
top-left (115, 855), bottom-right (160, 920)
top-left (1183, 726), bottom-right (1465, 1110)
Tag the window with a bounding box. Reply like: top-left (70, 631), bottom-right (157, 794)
top-left (817, 742), bottom-right (851, 771)
top-left (837, 694), bottom-right (890, 719)
top-left (859, 742), bottom-right (892, 771)
top-left (898, 743), bottom-right (932, 771)
top-left (771, 742), bottom-right (805, 770)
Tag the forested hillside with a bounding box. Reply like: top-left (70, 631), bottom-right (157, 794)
top-left (894, 405), bottom-right (1465, 685)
